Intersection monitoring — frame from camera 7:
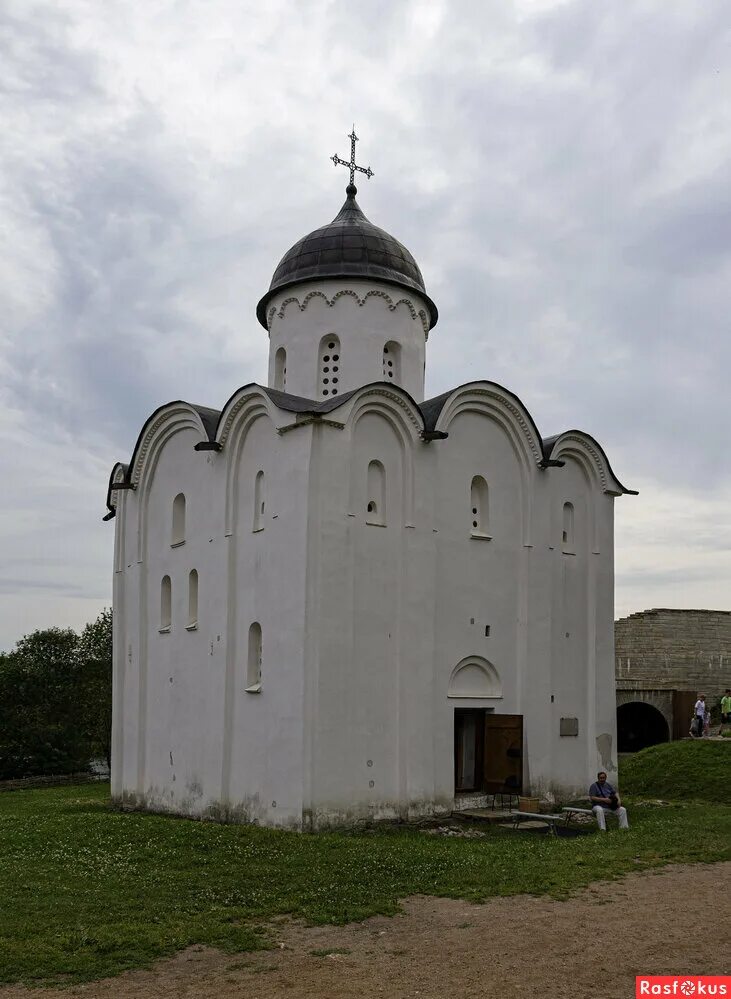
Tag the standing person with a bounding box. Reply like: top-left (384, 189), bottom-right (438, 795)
top-left (703, 707), bottom-right (711, 738)
top-left (588, 771), bottom-right (629, 831)
top-left (694, 694), bottom-right (706, 739)
top-left (721, 690), bottom-right (731, 727)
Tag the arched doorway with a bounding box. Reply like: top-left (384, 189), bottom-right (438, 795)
top-left (616, 701), bottom-right (670, 752)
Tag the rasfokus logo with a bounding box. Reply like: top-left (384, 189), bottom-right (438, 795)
top-left (636, 978), bottom-right (730, 997)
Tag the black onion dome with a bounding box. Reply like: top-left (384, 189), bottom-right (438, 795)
top-left (256, 184), bottom-right (437, 330)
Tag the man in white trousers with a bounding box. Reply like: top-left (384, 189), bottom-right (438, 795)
top-left (588, 771), bottom-right (630, 831)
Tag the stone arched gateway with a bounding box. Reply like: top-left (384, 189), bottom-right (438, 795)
top-left (615, 609), bottom-right (731, 745)
top-left (616, 699), bottom-right (670, 752)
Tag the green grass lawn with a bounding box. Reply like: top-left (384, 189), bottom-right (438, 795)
top-left (1, 743), bottom-right (729, 986)
top-left (621, 739), bottom-right (730, 803)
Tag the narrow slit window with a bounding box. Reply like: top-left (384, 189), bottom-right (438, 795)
top-left (319, 334), bottom-right (340, 398)
top-left (366, 460), bottom-right (386, 525)
top-left (172, 493), bottom-right (186, 546)
top-left (253, 470), bottom-right (265, 531)
top-left (470, 476), bottom-right (490, 537)
top-left (160, 575), bottom-right (172, 632)
top-left (274, 346), bottom-right (287, 391)
top-left (562, 502), bottom-right (574, 549)
top-left (187, 569), bottom-right (198, 629)
top-left (247, 622), bottom-right (262, 690)
top-left (382, 341), bottom-right (402, 383)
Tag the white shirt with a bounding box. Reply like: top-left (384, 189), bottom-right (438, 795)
top-left (695, 699), bottom-right (705, 717)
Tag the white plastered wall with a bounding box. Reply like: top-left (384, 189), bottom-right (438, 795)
top-left (112, 397), bottom-right (314, 827)
top-left (265, 279), bottom-right (430, 401)
top-left (300, 385), bottom-right (619, 823)
top-left (112, 383), bottom-right (619, 828)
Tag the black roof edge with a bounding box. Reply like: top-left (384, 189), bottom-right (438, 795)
top-left (420, 380), bottom-right (545, 449)
top-left (109, 385), bottom-right (635, 514)
top-left (542, 430), bottom-right (638, 495)
top-left (104, 461), bottom-right (129, 519)
top-left (124, 401), bottom-right (220, 488)
top-left (219, 382), bottom-right (425, 425)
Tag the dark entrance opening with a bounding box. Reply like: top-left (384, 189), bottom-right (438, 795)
top-left (454, 709), bottom-right (486, 792)
top-left (617, 701), bottom-right (670, 752)
top-left (454, 709), bottom-right (523, 795)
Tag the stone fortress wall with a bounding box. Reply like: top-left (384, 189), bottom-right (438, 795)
top-left (615, 608), bottom-right (731, 698)
top-left (614, 609), bottom-right (731, 748)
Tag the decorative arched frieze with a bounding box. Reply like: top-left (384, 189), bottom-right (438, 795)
top-left (435, 385), bottom-right (543, 466)
top-left (217, 389), bottom-right (277, 449)
top-left (349, 386), bottom-right (423, 433)
top-left (130, 404), bottom-right (207, 488)
top-left (267, 288), bottom-right (430, 338)
top-left (547, 432), bottom-right (621, 496)
top-left (448, 656), bottom-right (502, 699)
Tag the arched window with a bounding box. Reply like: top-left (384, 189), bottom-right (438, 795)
top-left (187, 569), bottom-right (198, 630)
top-left (171, 493), bottom-right (186, 546)
top-left (274, 347), bottom-right (287, 391)
top-left (319, 334), bottom-right (340, 398)
top-left (366, 460), bottom-right (386, 526)
top-left (160, 575), bottom-right (172, 632)
top-left (470, 476), bottom-right (490, 537)
top-left (246, 622), bottom-right (262, 691)
top-left (562, 502), bottom-right (574, 550)
top-left (382, 341), bottom-right (401, 383)
top-left (253, 470), bottom-right (265, 532)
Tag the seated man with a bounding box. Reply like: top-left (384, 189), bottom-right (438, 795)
top-left (588, 771), bottom-right (629, 831)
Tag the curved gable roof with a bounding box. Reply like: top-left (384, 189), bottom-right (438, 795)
top-left (105, 381), bottom-right (635, 518)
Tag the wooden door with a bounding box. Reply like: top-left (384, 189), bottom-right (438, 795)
top-left (483, 714), bottom-right (523, 793)
top-left (672, 690), bottom-right (696, 741)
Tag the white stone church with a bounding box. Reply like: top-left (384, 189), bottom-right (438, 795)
top-left (106, 141), bottom-right (634, 828)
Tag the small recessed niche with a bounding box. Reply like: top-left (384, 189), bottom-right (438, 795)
top-left (246, 622), bottom-right (262, 692)
top-left (171, 493), bottom-right (186, 546)
top-left (382, 341), bottom-right (401, 382)
top-left (253, 471), bottom-right (265, 532)
top-left (187, 569), bottom-right (198, 630)
top-left (470, 476), bottom-right (490, 538)
top-left (160, 575), bottom-right (172, 632)
top-left (274, 346), bottom-right (287, 390)
top-left (562, 502), bottom-right (575, 552)
top-left (366, 460), bottom-right (385, 525)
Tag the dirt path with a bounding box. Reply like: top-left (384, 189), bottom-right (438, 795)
top-left (3, 862), bottom-right (729, 998)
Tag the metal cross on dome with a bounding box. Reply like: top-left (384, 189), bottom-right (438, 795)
top-left (331, 127), bottom-right (374, 188)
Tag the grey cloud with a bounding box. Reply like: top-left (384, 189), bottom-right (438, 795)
top-left (0, 578), bottom-right (89, 597)
top-left (1, 0), bottom-right (729, 649)
top-left (616, 566), bottom-right (725, 589)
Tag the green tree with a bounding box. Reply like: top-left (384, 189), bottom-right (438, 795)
top-left (0, 627), bottom-right (89, 779)
top-left (77, 608), bottom-right (113, 769)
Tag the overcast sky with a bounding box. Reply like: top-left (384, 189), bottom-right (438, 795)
top-left (1, 0), bottom-right (729, 651)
